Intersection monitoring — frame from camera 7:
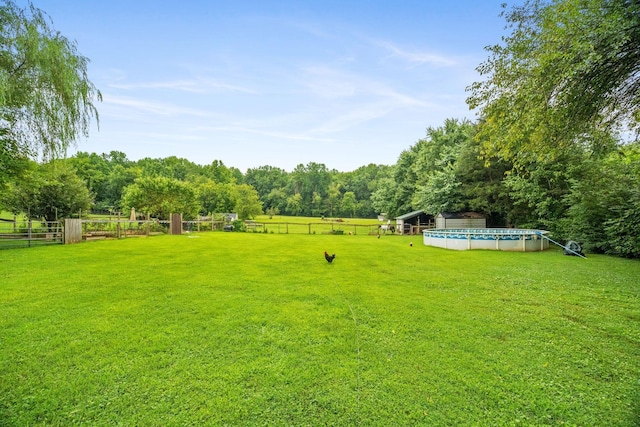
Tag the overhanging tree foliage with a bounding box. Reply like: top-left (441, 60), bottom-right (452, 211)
top-left (467, 0), bottom-right (640, 163)
top-left (561, 142), bottom-right (640, 257)
top-left (411, 119), bottom-right (473, 215)
top-left (0, 0), bottom-right (101, 167)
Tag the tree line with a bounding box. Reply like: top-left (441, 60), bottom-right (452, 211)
top-left (0, 153), bottom-right (391, 221)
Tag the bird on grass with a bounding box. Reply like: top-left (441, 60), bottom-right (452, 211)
top-left (324, 251), bottom-right (336, 263)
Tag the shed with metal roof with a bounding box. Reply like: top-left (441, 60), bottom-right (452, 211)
top-left (435, 212), bottom-right (486, 229)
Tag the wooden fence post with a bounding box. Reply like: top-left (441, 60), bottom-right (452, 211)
top-left (64, 219), bottom-right (82, 244)
top-left (171, 213), bottom-right (182, 235)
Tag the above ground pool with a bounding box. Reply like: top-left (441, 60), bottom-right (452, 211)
top-left (423, 228), bottom-right (550, 252)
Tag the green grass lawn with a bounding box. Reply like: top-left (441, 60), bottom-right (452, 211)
top-left (1, 232), bottom-right (639, 426)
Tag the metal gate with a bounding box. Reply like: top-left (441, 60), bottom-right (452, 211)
top-left (0, 220), bottom-right (63, 249)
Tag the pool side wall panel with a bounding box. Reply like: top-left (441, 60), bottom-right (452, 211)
top-left (423, 229), bottom-right (550, 252)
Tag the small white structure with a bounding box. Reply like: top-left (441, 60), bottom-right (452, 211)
top-left (222, 213), bottom-right (238, 222)
top-left (436, 212), bottom-right (486, 229)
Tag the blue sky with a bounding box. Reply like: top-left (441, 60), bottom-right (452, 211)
top-left (31, 0), bottom-right (508, 172)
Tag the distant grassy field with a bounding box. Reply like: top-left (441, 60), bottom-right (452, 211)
top-left (254, 214), bottom-right (380, 225)
top-left (246, 215), bottom-right (381, 235)
top-left (1, 232), bottom-right (639, 425)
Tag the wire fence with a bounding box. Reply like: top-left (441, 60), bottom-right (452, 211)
top-left (0, 217), bottom-right (389, 249)
top-left (81, 219), bottom-right (382, 236)
top-left (81, 220), bottom-right (158, 239)
top-left (243, 221), bottom-right (382, 235)
top-left (0, 220), bottom-right (63, 249)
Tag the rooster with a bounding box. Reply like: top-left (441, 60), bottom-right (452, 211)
top-left (324, 251), bottom-right (336, 263)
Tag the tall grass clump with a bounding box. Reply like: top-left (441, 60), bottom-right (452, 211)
top-left (1, 233), bottom-right (639, 425)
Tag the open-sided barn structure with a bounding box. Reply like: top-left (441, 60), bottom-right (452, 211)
top-left (395, 210), bottom-right (434, 235)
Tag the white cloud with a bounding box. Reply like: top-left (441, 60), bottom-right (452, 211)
top-left (125, 131), bottom-right (205, 142)
top-left (109, 78), bottom-right (257, 94)
top-left (193, 125), bottom-right (336, 143)
top-left (102, 94), bottom-right (218, 118)
top-left (373, 40), bottom-right (457, 67)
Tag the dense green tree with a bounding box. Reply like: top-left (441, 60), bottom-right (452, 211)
top-left (286, 193), bottom-right (302, 216)
top-left (370, 175), bottom-right (398, 217)
top-left (160, 156), bottom-right (199, 181)
top-left (66, 152), bottom-right (109, 204)
top-left (562, 142), bottom-right (640, 257)
top-left (0, 1), bottom-right (100, 169)
top-left (103, 164), bottom-right (139, 210)
top-left (135, 157), bottom-right (165, 177)
top-left (467, 0), bottom-right (640, 165)
top-left (373, 119), bottom-right (476, 218)
top-left (196, 180), bottom-right (236, 215)
top-left (135, 156), bottom-right (200, 180)
top-left (311, 191), bottom-right (324, 217)
top-left (244, 165), bottom-right (288, 210)
top-left (413, 119), bottom-right (472, 182)
top-left (341, 191), bottom-right (356, 218)
top-left (121, 176), bottom-right (199, 220)
top-left (267, 187), bottom-right (287, 216)
top-left (4, 161), bottom-right (92, 221)
top-left (36, 163), bottom-right (93, 221)
top-left (339, 163), bottom-right (390, 217)
top-left (102, 150), bottom-right (130, 167)
top-left (2, 159), bottom-right (38, 216)
top-left (0, 137), bottom-right (30, 190)
top-left (456, 135), bottom-right (513, 226)
top-left (289, 162), bottom-right (332, 216)
top-left (411, 119), bottom-right (474, 215)
top-left (203, 160), bottom-right (234, 184)
top-left (326, 182), bottom-right (341, 217)
top-left (229, 166), bottom-right (244, 184)
top-left (63, 151), bottom-right (136, 210)
top-left (412, 167), bottom-right (465, 215)
top-left (387, 147), bottom-right (420, 216)
top-left (234, 184), bottom-right (263, 220)
top-left (502, 149), bottom-right (585, 230)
